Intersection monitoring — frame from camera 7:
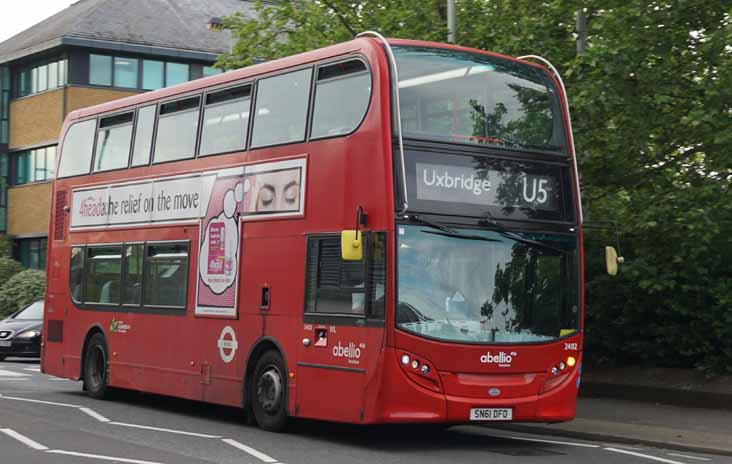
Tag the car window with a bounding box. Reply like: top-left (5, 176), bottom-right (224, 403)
top-left (14, 301), bottom-right (44, 320)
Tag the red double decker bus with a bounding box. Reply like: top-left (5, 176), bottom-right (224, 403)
top-left (43, 34), bottom-right (583, 431)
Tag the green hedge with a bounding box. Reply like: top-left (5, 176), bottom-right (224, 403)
top-left (0, 269), bottom-right (46, 319)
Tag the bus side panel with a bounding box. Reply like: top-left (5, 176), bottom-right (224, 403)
top-left (238, 233), bottom-right (307, 413)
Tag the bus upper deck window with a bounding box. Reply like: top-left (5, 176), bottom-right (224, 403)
top-left (153, 95), bottom-right (200, 164)
top-left (251, 68), bottom-right (311, 148)
top-left (94, 111), bottom-right (133, 172)
top-left (57, 119), bottom-right (97, 178)
top-left (310, 60), bottom-right (371, 139)
top-left (131, 105), bottom-right (156, 167)
top-left (200, 84), bottom-right (251, 156)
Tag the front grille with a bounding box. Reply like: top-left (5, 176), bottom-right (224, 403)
top-left (0, 330), bottom-right (13, 339)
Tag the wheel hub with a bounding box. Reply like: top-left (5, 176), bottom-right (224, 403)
top-left (257, 367), bottom-right (282, 413)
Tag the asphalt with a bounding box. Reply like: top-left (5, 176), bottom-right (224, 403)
top-left (2, 358), bottom-right (732, 464)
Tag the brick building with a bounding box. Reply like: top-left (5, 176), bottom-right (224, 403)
top-left (0, 0), bottom-right (255, 268)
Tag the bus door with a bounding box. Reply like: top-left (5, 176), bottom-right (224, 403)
top-left (296, 233), bottom-right (386, 422)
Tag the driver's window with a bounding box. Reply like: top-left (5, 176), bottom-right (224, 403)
top-left (304, 236), bottom-right (367, 315)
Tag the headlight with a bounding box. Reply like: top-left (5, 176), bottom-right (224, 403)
top-left (16, 330), bottom-right (41, 339)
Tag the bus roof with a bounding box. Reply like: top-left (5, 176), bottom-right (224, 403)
top-left (66, 37), bottom-right (547, 123)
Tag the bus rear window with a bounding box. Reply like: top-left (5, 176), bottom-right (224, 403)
top-left (57, 119), bottom-right (97, 178)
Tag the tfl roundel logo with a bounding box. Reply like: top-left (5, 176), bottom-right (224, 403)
top-left (488, 387), bottom-right (501, 397)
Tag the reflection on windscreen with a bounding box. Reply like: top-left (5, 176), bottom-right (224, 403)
top-left (394, 46), bottom-right (564, 152)
top-left (14, 301), bottom-right (44, 320)
top-left (396, 225), bottom-right (578, 344)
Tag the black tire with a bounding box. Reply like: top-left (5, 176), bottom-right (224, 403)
top-left (83, 333), bottom-right (109, 399)
top-left (250, 350), bottom-right (288, 432)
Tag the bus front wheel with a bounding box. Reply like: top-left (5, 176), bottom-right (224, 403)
top-left (83, 333), bottom-right (109, 399)
top-left (251, 350), bottom-right (288, 432)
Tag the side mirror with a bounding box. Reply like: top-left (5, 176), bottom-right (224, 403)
top-left (605, 246), bottom-right (625, 276)
top-left (341, 230), bottom-right (363, 261)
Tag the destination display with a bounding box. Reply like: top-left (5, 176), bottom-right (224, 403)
top-left (416, 162), bottom-right (558, 211)
top-left (404, 149), bottom-right (571, 221)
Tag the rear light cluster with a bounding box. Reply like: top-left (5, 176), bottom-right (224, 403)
top-left (541, 356), bottom-right (577, 394)
top-left (398, 351), bottom-right (442, 392)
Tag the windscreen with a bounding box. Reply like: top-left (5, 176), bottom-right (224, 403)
top-left (14, 301), bottom-right (44, 320)
top-left (396, 225), bottom-right (579, 344)
top-left (394, 46), bottom-right (566, 153)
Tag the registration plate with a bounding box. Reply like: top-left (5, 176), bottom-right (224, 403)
top-left (470, 408), bottom-right (512, 421)
top-left (0, 341), bottom-right (11, 347)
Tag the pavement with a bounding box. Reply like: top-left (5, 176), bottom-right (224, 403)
top-left (502, 367), bottom-right (732, 457)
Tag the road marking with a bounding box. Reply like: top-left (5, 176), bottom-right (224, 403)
top-left (0, 368), bottom-right (29, 377)
top-left (222, 438), bottom-right (278, 463)
top-left (0, 394), bottom-right (282, 463)
top-left (0, 428), bottom-right (50, 450)
top-left (109, 421), bottom-right (221, 438)
top-left (605, 447), bottom-right (692, 464)
top-left (80, 407), bottom-right (111, 422)
top-left (667, 453), bottom-right (711, 461)
top-left (47, 450), bottom-right (166, 464)
top-left (0, 394), bottom-right (82, 408)
top-left (23, 367), bottom-right (41, 372)
top-left (505, 435), bottom-right (601, 448)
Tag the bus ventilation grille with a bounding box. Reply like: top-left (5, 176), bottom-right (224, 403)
top-left (47, 320), bottom-right (63, 343)
top-left (54, 191), bottom-right (67, 241)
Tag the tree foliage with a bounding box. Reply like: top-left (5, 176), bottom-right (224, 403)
top-left (221, 0), bottom-right (732, 373)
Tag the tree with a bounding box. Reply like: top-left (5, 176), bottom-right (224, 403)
top-left (220, 0), bottom-right (732, 373)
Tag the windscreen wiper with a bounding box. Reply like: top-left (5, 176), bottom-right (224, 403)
top-left (409, 216), bottom-right (500, 242)
top-left (409, 215), bottom-right (457, 234)
top-left (480, 213), bottom-right (564, 254)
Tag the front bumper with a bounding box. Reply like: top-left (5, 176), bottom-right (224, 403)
top-left (367, 347), bottom-right (579, 424)
top-left (0, 338), bottom-right (41, 358)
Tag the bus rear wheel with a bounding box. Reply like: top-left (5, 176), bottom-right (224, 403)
top-left (251, 350), bottom-right (288, 432)
top-left (83, 333), bottom-right (109, 399)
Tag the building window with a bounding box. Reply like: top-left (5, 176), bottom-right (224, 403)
top-left (10, 146), bottom-right (56, 185)
top-left (15, 58), bottom-right (67, 98)
top-left (15, 237), bottom-right (47, 269)
top-left (203, 66), bottom-right (222, 77)
top-left (143, 60), bottom-right (164, 90)
top-left (1, 65), bottom-right (8, 144)
top-left (165, 62), bottom-right (190, 87)
top-left (90, 54), bottom-right (113, 86)
top-left (90, 54), bottom-right (192, 90)
top-left (114, 57), bottom-right (139, 89)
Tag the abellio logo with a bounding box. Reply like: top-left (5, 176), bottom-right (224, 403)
top-left (480, 351), bottom-right (516, 367)
top-left (333, 342), bottom-right (361, 360)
